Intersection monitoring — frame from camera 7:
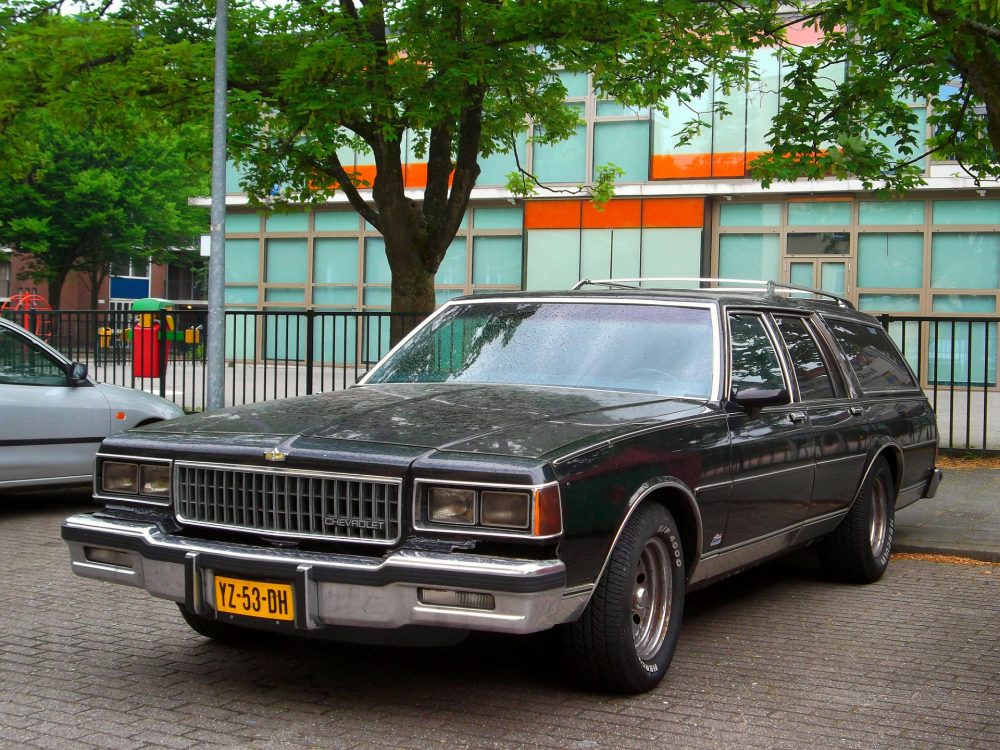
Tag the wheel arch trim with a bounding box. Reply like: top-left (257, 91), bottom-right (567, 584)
top-left (582, 477), bottom-right (703, 609)
top-left (852, 442), bottom-right (903, 509)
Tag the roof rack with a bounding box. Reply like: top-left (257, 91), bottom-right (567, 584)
top-left (571, 277), bottom-right (854, 309)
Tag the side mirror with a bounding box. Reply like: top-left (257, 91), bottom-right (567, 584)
top-left (67, 362), bottom-right (88, 386)
top-left (732, 386), bottom-right (789, 411)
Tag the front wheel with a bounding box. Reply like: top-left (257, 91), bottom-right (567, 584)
top-left (818, 457), bottom-right (895, 583)
top-left (561, 504), bottom-right (685, 693)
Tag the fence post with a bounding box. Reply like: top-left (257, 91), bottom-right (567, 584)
top-left (305, 308), bottom-right (315, 395)
top-left (879, 313), bottom-right (890, 331)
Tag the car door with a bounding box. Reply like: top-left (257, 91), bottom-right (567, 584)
top-left (772, 314), bottom-right (868, 522)
top-left (722, 311), bottom-right (815, 548)
top-left (0, 324), bottom-right (111, 487)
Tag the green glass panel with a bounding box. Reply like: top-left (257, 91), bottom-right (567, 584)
top-left (871, 108), bottom-right (928, 169)
top-left (525, 229), bottom-right (580, 290)
top-left (787, 202), bottom-right (852, 226)
top-left (364, 238), bottom-right (391, 284)
top-left (932, 199), bottom-right (1000, 225)
top-left (263, 311), bottom-right (306, 361)
top-left (594, 120), bottom-right (649, 182)
top-left (719, 234), bottom-right (780, 282)
top-left (224, 287), bottom-right (259, 304)
top-left (653, 67), bottom-right (712, 160)
top-left (559, 70), bottom-right (589, 98)
top-left (473, 236), bottom-right (522, 285)
top-left (746, 48), bottom-right (780, 154)
top-left (363, 286), bottom-right (391, 307)
top-left (435, 289), bottom-right (463, 306)
top-left (580, 230), bottom-right (611, 280)
top-left (720, 203), bottom-right (780, 227)
top-left (314, 314), bottom-right (357, 365)
top-left (789, 262), bottom-right (813, 288)
top-left (264, 288), bottom-right (305, 303)
top-left (712, 77), bottom-right (748, 171)
top-left (224, 239), bottom-right (259, 283)
top-left (858, 233), bottom-right (923, 288)
top-left (610, 229), bottom-right (641, 279)
top-left (478, 133), bottom-right (527, 186)
top-left (225, 160), bottom-right (246, 194)
top-left (224, 309), bottom-right (256, 360)
top-left (474, 206), bottom-right (523, 230)
top-left (265, 213), bottom-right (309, 232)
top-left (858, 201), bottom-right (925, 225)
top-left (435, 238), bottom-right (467, 286)
top-left (265, 238), bottom-right (307, 283)
top-left (533, 103), bottom-right (586, 183)
top-left (931, 233), bottom-right (1000, 289)
top-left (932, 295), bottom-right (997, 313)
top-left (314, 237), bottom-right (358, 284)
top-left (313, 287), bottom-right (358, 306)
top-left (858, 294), bottom-right (920, 312)
top-left (225, 213), bottom-right (259, 233)
top-left (821, 263), bottom-right (846, 295)
top-left (640, 229), bottom-right (702, 283)
top-left (595, 100), bottom-right (649, 117)
top-left (314, 211), bottom-right (360, 232)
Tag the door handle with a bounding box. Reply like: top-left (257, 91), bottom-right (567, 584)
top-left (788, 411), bottom-right (807, 424)
top-left (849, 406), bottom-right (864, 417)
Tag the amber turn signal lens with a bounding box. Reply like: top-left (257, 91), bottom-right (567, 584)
top-left (532, 485), bottom-right (562, 536)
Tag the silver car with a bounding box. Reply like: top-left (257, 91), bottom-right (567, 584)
top-left (0, 316), bottom-right (183, 491)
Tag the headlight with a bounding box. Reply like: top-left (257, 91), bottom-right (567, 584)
top-left (480, 490), bottom-right (530, 529)
top-left (99, 457), bottom-right (171, 504)
top-left (421, 483), bottom-right (560, 536)
top-left (102, 462), bottom-right (138, 494)
top-left (428, 487), bottom-right (477, 525)
top-left (139, 464), bottom-right (171, 497)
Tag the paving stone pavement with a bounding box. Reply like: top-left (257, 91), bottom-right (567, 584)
top-left (2, 492), bottom-right (999, 750)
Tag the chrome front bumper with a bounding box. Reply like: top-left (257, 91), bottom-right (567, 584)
top-left (62, 513), bottom-right (584, 636)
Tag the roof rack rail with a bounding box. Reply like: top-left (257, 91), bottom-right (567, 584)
top-left (571, 277), bottom-right (854, 309)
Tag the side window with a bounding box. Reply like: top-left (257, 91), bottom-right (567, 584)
top-left (729, 313), bottom-right (786, 395)
top-left (825, 318), bottom-right (918, 393)
top-left (774, 316), bottom-right (836, 400)
top-left (0, 326), bottom-right (68, 386)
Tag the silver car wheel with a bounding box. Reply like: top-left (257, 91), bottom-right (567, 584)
top-left (632, 536), bottom-right (672, 662)
top-left (869, 474), bottom-right (890, 559)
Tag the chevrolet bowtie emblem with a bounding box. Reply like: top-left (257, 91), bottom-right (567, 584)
top-left (264, 449), bottom-right (287, 462)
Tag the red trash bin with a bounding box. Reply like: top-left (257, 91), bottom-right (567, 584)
top-left (132, 322), bottom-right (170, 377)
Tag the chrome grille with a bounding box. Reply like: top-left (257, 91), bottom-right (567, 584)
top-left (173, 462), bottom-right (401, 544)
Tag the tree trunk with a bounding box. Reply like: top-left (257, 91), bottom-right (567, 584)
top-left (383, 226), bottom-right (437, 344)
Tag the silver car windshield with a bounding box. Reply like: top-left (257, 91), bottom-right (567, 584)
top-left (367, 301), bottom-right (715, 398)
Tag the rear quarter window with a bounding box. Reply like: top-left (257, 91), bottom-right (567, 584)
top-left (824, 318), bottom-right (917, 393)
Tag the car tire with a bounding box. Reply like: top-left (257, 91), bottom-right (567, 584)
top-left (818, 456), bottom-right (895, 584)
top-left (561, 503), bottom-right (685, 694)
top-left (177, 604), bottom-right (266, 645)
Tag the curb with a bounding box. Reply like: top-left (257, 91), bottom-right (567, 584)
top-left (894, 542), bottom-right (1000, 564)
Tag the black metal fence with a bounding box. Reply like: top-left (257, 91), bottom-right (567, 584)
top-left (880, 314), bottom-right (998, 451)
top-left (3, 307), bottom-right (997, 450)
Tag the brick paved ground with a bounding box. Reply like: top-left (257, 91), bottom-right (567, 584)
top-left (2, 492), bottom-right (998, 750)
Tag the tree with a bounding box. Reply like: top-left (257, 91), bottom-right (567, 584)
top-left (753, 1), bottom-right (1000, 190)
top-left (220, 0), bottom-right (781, 324)
top-left (0, 111), bottom-right (208, 308)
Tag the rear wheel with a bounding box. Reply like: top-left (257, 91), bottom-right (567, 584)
top-left (562, 504), bottom-right (685, 693)
top-left (818, 457), bottom-right (895, 583)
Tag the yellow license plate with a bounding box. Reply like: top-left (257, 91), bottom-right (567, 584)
top-left (214, 575), bottom-right (294, 621)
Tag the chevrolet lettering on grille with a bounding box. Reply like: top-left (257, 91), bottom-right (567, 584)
top-left (325, 517), bottom-right (384, 530)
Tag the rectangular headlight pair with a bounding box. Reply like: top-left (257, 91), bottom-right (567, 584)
top-left (425, 484), bottom-right (561, 536)
top-left (101, 461), bottom-right (170, 500)
top-left (428, 487), bottom-right (530, 529)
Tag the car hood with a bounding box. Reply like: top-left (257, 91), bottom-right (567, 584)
top-left (94, 381), bottom-right (185, 423)
top-left (139, 383), bottom-right (709, 459)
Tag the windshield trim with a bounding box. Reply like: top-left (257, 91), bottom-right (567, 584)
top-left (359, 297), bottom-right (722, 399)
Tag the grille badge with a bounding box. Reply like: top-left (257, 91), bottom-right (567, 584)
top-left (264, 449), bottom-right (287, 462)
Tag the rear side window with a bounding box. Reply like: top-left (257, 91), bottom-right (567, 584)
top-left (825, 318), bottom-right (917, 393)
top-left (774, 316), bottom-right (836, 400)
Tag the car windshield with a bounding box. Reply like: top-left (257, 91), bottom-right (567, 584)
top-left (366, 301), bottom-right (716, 398)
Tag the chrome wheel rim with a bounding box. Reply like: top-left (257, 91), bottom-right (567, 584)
top-left (869, 476), bottom-right (889, 559)
top-left (631, 537), bottom-right (672, 662)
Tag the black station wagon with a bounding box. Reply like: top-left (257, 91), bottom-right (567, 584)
top-left (63, 279), bottom-right (943, 693)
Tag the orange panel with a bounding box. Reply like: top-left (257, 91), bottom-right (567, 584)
top-left (785, 21), bottom-right (823, 47)
top-left (524, 200), bottom-right (583, 229)
top-left (642, 198), bottom-right (705, 228)
top-left (404, 162), bottom-right (428, 189)
top-left (582, 199), bottom-right (641, 229)
top-left (712, 152), bottom-right (747, 178)
top-left (650, 153), bottom-right (712, 180)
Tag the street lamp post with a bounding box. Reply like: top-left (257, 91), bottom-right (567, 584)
top-left (206, 0), bottom-right (228, 411)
